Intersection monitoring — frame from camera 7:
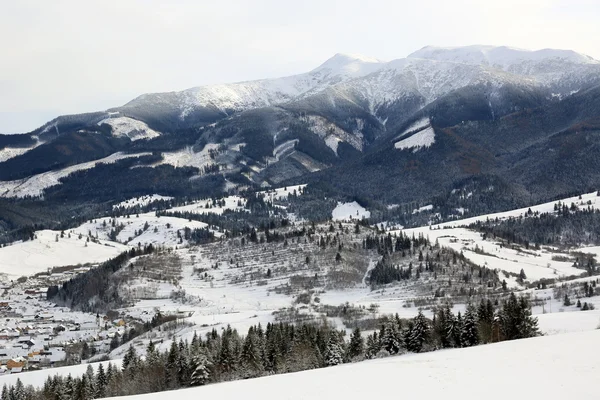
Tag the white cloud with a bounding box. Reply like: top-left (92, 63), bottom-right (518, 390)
top-left (1, 0), bottom-right (599, 133)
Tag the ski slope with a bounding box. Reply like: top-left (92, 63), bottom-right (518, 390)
top-left (105, 331), bottom-right (599, 400)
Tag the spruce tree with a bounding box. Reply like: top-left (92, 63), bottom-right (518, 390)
top-left (346, 327), bottom-right (364, 360)
top-left (461, 304), bottom-right (479, 347)
top-left (406, 312), bottom-right (430, 353)
top-left (324, 334), bottom-right (344, 366)
top-left (190, 353), bottom-right (211, 386)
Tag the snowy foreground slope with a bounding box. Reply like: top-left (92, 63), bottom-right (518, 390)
top-left (106, 331), bottom-right (598, 400)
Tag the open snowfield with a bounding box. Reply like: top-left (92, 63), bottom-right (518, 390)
top-left (106, 331), bottom-right (600, 400)
top-left (0, 230), bottom-right (128, 280)
top-left (332, 201), bottom-right (371, 221)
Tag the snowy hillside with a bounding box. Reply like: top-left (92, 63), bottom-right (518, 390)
top-left (0, 152), bottom-right (151, 198)
top-left (72, 212), bottom-right (217, 247)
top-left (0, 230), bottom-right (128, 280)
top-left (397, 191), bottom-right (600, 284)
top-left (104, 331), bottom-right (599, 400)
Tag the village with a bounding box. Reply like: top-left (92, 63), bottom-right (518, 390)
top-left (0, 268), bottom-right (133, 375)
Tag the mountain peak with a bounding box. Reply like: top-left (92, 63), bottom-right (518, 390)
top-left (312, 53), bottom-right (384, 77)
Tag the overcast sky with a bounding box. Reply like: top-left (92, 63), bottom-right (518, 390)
top-left (1, 0), bottom-right (599, 134)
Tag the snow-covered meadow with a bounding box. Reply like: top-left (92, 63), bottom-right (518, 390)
top-left (106, 330), bottom-right (600, 400)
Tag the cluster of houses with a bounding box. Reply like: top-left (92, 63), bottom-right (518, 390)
top-left (0, 296), bottom-right (129, 375)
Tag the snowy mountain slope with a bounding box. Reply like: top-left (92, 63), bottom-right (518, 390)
top-left (0, 152), bottom-right (151, 198)
top-left (105, 331), bottom-right (599, 400)
top-left (117, 53), bottom-right (385, 124)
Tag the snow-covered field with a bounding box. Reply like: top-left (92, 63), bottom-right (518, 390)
top-left (0, 230), bottom-right (128, 280)
top-left (106, 331), bottom-right (600, 400)
top-left (0, 360), bottom-right (117, 388)
top-left (259, 184), bottom-right (306, 201)
top-left (0, 152), bottom-right (151, 198)
top-left (332, 201), bottom-right (370, 221)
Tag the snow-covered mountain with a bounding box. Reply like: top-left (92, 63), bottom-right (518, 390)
top-left (2, 44), bottom-right (600, 215)
top-left (111, 45), bottom-right (599, 129)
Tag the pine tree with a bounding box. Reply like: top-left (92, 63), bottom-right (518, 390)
top-left (1, 385), bottom-right (7, 400)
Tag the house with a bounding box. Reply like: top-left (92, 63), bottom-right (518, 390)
top-left (7, 357), bottom-right (26, 370)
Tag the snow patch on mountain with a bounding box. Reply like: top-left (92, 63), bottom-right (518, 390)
top-left (395, 126), bottom-right (435, 152)
top-left (160, 144), bottom-right (220, 169)
top-left (0, 152), bottom-right (151, 198)
top-left (99, 116), bottom-right (161, 141)
top-left (0, 146), bottom-right (33, 163)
